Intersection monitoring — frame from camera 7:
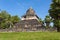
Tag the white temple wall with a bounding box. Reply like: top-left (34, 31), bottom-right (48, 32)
top-left (21, 16), bottom-right (38, 20)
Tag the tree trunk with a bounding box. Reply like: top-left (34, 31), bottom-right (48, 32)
top-left (56, 20), bottom-right (60, 32)
top-left (46, 23), bottom-right (50, 28)
top-left (57, 27), bottom-right (60, 32)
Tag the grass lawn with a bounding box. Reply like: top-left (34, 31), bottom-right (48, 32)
top-left (0, 32), bottom-right (60, 40)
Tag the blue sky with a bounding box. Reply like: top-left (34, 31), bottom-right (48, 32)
top-left (0, 0), bottom-right (52, 20)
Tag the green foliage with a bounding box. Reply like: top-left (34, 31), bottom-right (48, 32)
top-left (0, 10), bottom-right (20, 29)
top-left (11, 15), bottom-right (20, 24)
top-left (49, 0), bottom-right (60, 31)
top-left (49, 0), bottom-right (60, 26)
top-left (39, 18), bottom-right (42, 22)
top-left (44, 15), bottom-right (52, 28)
top-left (0, 22), bottom-right (7, 29)
top-left (45, 15), bottom-right (51, 23)
top-left (53, 20), bottom-right (60, 27)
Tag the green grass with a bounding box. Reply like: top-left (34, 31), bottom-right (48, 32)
top-left (0, 32), bottom-right (60, 40)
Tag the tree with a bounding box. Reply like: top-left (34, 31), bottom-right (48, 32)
top-left (44, 15), bottom-right (51, 28)
top-left (0, 10), bottom-right (20, 29)
top-left (39, 18), bottom-right (44, 24)
top-left (49, 0), bottom-right (60, 32)
top-left (11, 15), bottom-right (20, 24)
top-left (38, 18), bottom-right (44, 27)
top-left (0, 15), bottom-right (4, 28)
top-left (0, 10), bottom-right (13, 29)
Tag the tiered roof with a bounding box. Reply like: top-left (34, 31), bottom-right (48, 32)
top-left (22, 7), bottom-right (39, 18)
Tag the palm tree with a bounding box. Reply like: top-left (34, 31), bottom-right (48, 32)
top-left (49, 0), bottom-right (60, 32)
top-left (44, 15), bottom-right (51, 28)
top-left (0, 10), bottom-right (20, 29)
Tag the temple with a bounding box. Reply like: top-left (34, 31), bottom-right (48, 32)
top-left (21, 7), bottom-right (39, 20)
top-left (14, 7), bottom-right (43, 31)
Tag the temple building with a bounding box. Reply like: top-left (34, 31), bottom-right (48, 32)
top-left (14, 7), bottom-right (44, 31)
